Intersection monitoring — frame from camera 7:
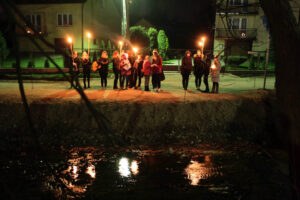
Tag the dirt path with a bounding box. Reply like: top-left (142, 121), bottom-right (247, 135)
top-left (0, 73), bottom-right (275, 104)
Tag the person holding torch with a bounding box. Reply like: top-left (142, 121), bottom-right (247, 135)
top-left (210, 55), bottom-right (221, 93)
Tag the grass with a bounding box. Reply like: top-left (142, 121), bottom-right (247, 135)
top-left (1, 55), bottom-right (113, 69)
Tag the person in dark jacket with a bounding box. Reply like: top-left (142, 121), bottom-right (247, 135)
top-left (151, 50), bottom-right (163, 92)
top-left (181, 51), bottom-right (193, 90)
top-left (127, 50), bottom-right (135, 88)
top-left (70, 51), bottom-right (80, 88)
top-left (81, 51), bottom-right (91, 89)
top-left (133, 55), bottom-right (144, 89)
top-left (203, 54), bottom-right (211, 93)
top-left (97, 51), bottom-right (110, 88)
top-left (193, 50), bottom-right (205, 90)
top-left (112, 51), bottom-right (121, 89)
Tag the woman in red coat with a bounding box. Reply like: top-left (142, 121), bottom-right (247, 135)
top-left (143, 55), bottom-right (152, 91)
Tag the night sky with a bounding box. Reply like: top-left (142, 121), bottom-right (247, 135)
top-left (129, 0), bottom-right (215, 49)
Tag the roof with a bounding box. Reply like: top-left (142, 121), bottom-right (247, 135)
top-left (14, 0), bottom-right (86, 4)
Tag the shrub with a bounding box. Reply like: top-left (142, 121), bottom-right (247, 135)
top-left (147, 27), bottom-right (158, 51)
top-left (100, 40), bottom-right (106, 51)
top-left (129, 26), bottom-right (150, 48)
top-left (44, 59), bottom-right (50, 68)
top-left (157, 30), bottom-right (169, 60)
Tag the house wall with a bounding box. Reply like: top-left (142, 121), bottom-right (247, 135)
top-left (16, 0), bottom-right (122, 53)
top-left (17, 3), bottom-right (83, 52)
top-left (214, 0), bottom-right (299, 56)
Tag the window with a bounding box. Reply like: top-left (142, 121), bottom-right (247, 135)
top-left (57, 13), bottom-right (73, 26)
top-left (229, 0), bottom-right (247, 6)
top-left (228, 18), bottom-right (247, 29)
top-left (25, 14), bottom-right (42, 32)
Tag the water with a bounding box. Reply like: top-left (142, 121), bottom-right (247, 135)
top-left (0, 146), bottom-right (292, 200)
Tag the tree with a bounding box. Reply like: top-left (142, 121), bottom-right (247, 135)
top-left (259, 0), bottom-right (300, 198)
top-left (147, 27), bottom-right (158, 51)
top-left (0, 31), bottom-right (9, 65)
top-left (107, 40), bottom-right (112, 56)
top-left (100, 40), bottom-right (106, 50)
top-left (157, 30), bottom-right (169, 60)
top-left (129, 26), bottom-right (150, 49)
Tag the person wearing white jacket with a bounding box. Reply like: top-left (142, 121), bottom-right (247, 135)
top-left (210, 56), bottom-right (221, 93)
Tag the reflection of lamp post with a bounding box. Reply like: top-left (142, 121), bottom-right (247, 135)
top-left (87, 32), bottom-right (92, 55)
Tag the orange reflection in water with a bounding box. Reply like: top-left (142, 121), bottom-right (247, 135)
top-left (185, 155), bottom-right (213, 186)
top-left (47, 153), bottom-right (100, 199)
top-left (130, 160), bottom-right (139, 175)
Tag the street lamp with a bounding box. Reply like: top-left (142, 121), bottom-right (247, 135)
top-left (87, 32), bottom-right (92, 55)
top-left (67, 36), bottom-right (73, 62)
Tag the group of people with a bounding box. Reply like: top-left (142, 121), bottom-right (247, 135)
top-left (181, 50), bottom-right (221, 93)
top-left (70, 49), bottom-right (221, 93)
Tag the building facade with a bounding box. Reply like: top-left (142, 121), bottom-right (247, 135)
top-left (213, 0), bottom-right (300, 57)
top-left (15, 0), bottom-right (122, 53)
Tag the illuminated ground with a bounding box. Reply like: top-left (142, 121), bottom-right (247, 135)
top-left (0, 73), bottom-right (275, 103)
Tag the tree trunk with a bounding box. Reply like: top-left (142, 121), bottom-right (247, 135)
top-left (260, 0), bottom-right (300, 198)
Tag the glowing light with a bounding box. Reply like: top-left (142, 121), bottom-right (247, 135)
top-left (119, 41), bottom-right (123, 46)
top-left (87, 32), bottom-right (92, 38)
top-left (133, 47), bottom-right (138, 54)
top-left (67, 37), bottom-right (73, 44)
top-left (130, 160), bottom-right (139, 175)
top-left (119, 157), bottom-right (130, 177)
top-left (199, 42), bottom-right (204, 47)
top-left (201, 37), bottom-right (206, 42)
top-left (27, 30), bottom-right (31, 34)
top-left (185, 160), bottom-right (209, 186)
top-left (211, 64), bottom-right (216, 69)
top-left (86, 164), bottom-right (96, 178)
top-left (72, 165), bottom-right (78, 179)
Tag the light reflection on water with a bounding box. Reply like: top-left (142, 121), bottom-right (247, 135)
top-left (47, 152), bottom-right (215, 199)
top-left (118, 157), bottom-right (140, 177)
top-left (185, 155), bottom-right (213, 186)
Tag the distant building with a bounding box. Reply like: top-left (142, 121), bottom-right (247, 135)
top-left (213, 0), bottom-right (300, 57)
top-left (15, 0), bottom-right (122, 53)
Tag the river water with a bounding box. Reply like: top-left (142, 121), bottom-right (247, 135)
top-left (0, 146), bottom-right (292, 200)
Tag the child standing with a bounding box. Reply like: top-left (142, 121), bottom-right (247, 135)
top-left (210, 56), bottom-right (221, 93)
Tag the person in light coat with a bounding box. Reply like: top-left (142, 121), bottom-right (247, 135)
top-left (210, 56), bottom-right (221, 93)
top-left (120, 53), bottom-right (131, 89)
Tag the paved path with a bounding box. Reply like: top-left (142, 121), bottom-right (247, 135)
top-left (0, 73), bottom-right (275, 103)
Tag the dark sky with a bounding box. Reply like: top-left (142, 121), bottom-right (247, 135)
top-left (129, 0), bottom-right (215, 49)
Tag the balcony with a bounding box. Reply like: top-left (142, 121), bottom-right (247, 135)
top-left (215, 28), bottom-right (257, 40)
